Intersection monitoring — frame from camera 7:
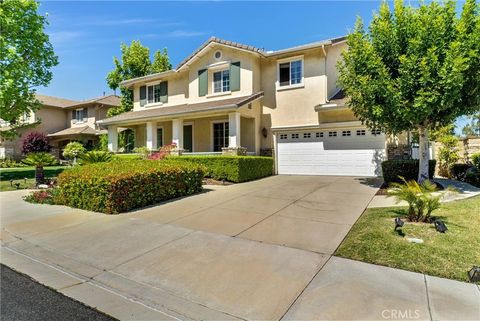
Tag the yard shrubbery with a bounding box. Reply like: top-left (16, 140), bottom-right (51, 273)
top-left (173, 156), bottom-right (274, 183)
top-left (55, 159), bottom-right (204, 214)
top-left (381, 160), bottom-right (436, 184)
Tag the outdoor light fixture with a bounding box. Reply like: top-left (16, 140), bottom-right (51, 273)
top-left (394, 217), bottom-right (404, 231)
top-left (468, 266), bottom-right (480, 282)
top-left (434, 219), bottom-right (448, 233)
top-left (262, 127), bottom-right (268, 138)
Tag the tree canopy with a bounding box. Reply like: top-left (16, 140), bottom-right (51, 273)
top-left (338, 0), bottom-right (480, 181)
top-left (0, 0), bottom-right (58, 139)
top-left (106, 41), bottom-right (172, 116)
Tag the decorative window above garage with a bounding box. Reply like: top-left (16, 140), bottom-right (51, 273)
top-left (291, 133), bottom-right (299, 139)
top-left (280, 134), bottom-right (288, 140)
top-left (371, 129), bottom-right (382, 135)
top-left (356, 130), bottom-right (366, 136)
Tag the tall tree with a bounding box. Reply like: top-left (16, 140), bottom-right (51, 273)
top-left (106, 41), bottom-right (171, 117)
top-left (461, 112), bottom-right (480, 136)
top-left (0, 0), bottom-right (58, 139)
top-left (338, 0), bottom-right (480, 182)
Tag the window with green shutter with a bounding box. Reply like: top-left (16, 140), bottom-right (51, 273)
top-left (159, 81), bottom-right (168, 103)
top-left (198, 69), bottom-right (208, 96)
top-left (230, 61), bottom-right (241, 91)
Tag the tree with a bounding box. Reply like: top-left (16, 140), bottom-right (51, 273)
top-left (338, 0), bottom-right (480, 182)
top-left (0, 0), bottom-right (58, 139)
top-left (21, 131), bottom-right (51, 155)
top-left (22, 152), bottom-right (57, 185)
top-left (106, 41), bottom-right (171, 117)
top-left (461, 112), bottom-right (480, 136)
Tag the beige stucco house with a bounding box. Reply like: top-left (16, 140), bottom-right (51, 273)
top-left (0, 94), bottom-right (120, 159)
top-left (99, 36), bottom-right (393, 176)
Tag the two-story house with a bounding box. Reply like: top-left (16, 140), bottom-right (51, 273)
top-left (0, 94), bottom-right (120, 159)
top-left (98, 36), bottom-right (388, 176)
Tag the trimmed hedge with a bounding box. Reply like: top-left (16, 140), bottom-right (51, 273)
top-left (381, 160), bottom-right (436, 184)
top-left (0, 166), bottom-right (65, 180)
top-left (56, 160), bottom-right (204, 214)
top-left (173, 156), bottom-right (274, 183)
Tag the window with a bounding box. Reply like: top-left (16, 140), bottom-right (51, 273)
top-left (303, 133), bottom-right (311, 138)
top-left (280, 134), bottom-right (288, 140)
top-left (342, 130), bottom-right (351, 137)
top-left (328, 131), bottom-right (337, 137)
top-left (157, 127), bottom-right (164, 147)
top-left (147, 84), bottom-right (162, 104)
top-left (356, 130), bottom-right (366, 136)
top-left (291, 133), bottom-right (299, 139)
top-left (279, 59), bottom-right (303, 87)
top-left (74, 108), bottom-right (86, 123)
top-left (316, 132), bottom-right (324, 138)
top-left (213, 122), bottom-right (229, 152)
top-left (371, 129), bottom-right (382, 135)
top-left (213, 69), bottom-right (230, 93)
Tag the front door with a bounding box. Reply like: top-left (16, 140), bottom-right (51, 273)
top-left (183, 124), bottom-right (193, 152)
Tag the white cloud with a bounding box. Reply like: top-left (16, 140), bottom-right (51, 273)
top-left (48, 31), bottom-right (85, 44)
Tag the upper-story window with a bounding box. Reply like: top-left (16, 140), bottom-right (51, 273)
top-left (213, 69), bottom-right (230, 93)
top-left (73, 108), bottom-right (87, 123)
top-left (147, 84), bottom-right (162, 104)
top-left (140, 82), bottom-right (168, 107)
top-left (278, 56), bottom-right (304, 88)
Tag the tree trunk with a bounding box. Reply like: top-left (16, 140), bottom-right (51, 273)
top-left (418, 126), bottom-right (430, 183)
top-left (35, 166), bottom-right (44, 185)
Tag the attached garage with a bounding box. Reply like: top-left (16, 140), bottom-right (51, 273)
top-left (276, 128), bottom-right (386, 176)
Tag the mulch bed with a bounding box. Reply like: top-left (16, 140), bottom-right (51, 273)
top-left (202, 178), bottom-right (233, 186)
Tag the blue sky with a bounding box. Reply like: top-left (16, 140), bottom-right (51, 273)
top-left (37, 0), bottom-right (470, 132)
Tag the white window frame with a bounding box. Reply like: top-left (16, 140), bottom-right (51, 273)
top-left (156, 126), bottom-right (164, 148)
top-left (279, 134), bottom-right (288, 140)
top-left (210, 119), bottom-right (229, 152)
top-left (276, 55), bottom-right (304, 91)
top-left (342, 130), bottom-right (351, 137)
top-left (75, 108), bottom-right (85, 123)
top-left (212, 68), bottom-right (230, 94)
top-left (145, 81), bottom-right (164, 106)
top-left (356, 129), bottom-right (366, 136)
top-left (328, 131), bottom-right (337, 137)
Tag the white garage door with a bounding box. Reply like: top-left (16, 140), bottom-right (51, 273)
top-left (277, 128), bottom-right (386, 176)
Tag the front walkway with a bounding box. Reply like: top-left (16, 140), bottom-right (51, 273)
top-left (1, 176), bottom-right (479, 320)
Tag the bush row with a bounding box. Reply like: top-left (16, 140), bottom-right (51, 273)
top-left (0, 166), bottom-right (65, 180)
top-left (382, 160), bottom-right (436, 184)
top-left (56, 160), bottom-right (204, 214)
top-left (172, 156), bottom-right (274, 183)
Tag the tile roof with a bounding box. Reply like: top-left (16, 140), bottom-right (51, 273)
top-left (48, 125), bottom-right (105, 137)
top-left (99, 92), bottom-right (264, 125)
top-left (35, 94), bottom-right (120, 109)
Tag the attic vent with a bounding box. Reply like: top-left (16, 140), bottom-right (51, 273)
top-left (214, 50), bottom-right (222, 60)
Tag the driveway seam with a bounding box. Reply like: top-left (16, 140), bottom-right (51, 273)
top-left (423, 274), bottom-right (434, 321)
top-left (278, 254), bottom-right (333, 321)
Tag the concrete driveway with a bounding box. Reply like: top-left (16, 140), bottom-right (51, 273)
top-left (1, 175), bottom-right (478, 321)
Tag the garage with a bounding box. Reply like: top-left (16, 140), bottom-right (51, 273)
top-left (276, 128), bottom-right (386, 176)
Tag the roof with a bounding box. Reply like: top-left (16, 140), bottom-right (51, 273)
top-left (314, 89), bottom-right (348, 111)
top-left (98, 92), bottom-right (264, 125)
top-left (120, 36), bottom-right (347, 87)
top-left (48, 125), bottom-right (106, 137)
top-left (35, 94), bottom-right (120, 109)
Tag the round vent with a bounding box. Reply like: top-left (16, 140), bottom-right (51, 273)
top-left (214, 50), bottom-right (222, 60)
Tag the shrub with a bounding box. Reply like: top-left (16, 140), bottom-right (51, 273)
top-left (472, 152), bottom-right (480, 169)
top-left (388, 177), bottom-right (441, 222)
top-left (437, 135), bottom-right (459, 178)
top-left (63, 142), bottom-right (86, 161)
top-left (381, 160), bottom-right (436, 184)
top-left (0, 158), bottom-right (26, 168)
top-left (56, 160), bottom-right (204, 214)
top-left (133, 146), bottom-right (150, 159)
top-left (449, 163), bottom-right (471, 181)
top-left (24, 188), bottom-right (60, 205)
top-left (465, 171), bottom-right (480, 187)
top-left (22, 152), bottom-right (58, 184)
top-left (172, 156), bottom-right (274, 183)
top-left (148, 144), bottom-right (177, 160)
top-left (21, 132), bottom-right (51, 155)
top-left (79, 151), bottom-right (113, 164)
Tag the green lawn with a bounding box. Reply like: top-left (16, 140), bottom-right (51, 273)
top-left (0, 166), bottom-right (66, 181)
top-left (336, 196), bottom-right (480, 283)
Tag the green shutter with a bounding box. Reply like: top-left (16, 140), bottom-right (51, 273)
top-left (159, 81), bottom-right (168, 103)
top-left (139, 85), bottom-right (147, 106)
top-left (198, 69), bottom-right (208, 96)
top-left (230, 61), bottom-right (241, 91)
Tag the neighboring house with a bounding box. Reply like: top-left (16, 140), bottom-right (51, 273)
top-left (0, 94), bottom-right (120, 160)
top-left (98, 36), bottom-right (397, 176)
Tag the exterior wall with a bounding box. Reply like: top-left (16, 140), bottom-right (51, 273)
top-left (69, 104), bottom-right (106, 128)
top-left (318, 109), bottom-right (357, 123)
top-left (325, 43), bottom-right (345, 99)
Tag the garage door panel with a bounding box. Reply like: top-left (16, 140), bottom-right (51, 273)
top-left (277, 129), bottom-right (385, 177)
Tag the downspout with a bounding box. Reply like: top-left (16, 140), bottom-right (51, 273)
top-left (321, 44), bottom-right (328, 103)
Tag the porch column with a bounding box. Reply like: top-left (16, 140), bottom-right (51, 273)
top-left (228, 112), bottom-right (241, 148)
top-left (107, 126), bottom-right (118, 152)
top-left (172, 119), bottom-right (184, 149)
top-left (146, 121), bottom-right (157, 150)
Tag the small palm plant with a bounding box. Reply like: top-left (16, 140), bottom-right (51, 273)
top-left (22, 152), bottom-right (57, 185)
top-left (388, 177), bottom-right (441, 222)
top-left (79, 151), bottom-right (113, 164)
